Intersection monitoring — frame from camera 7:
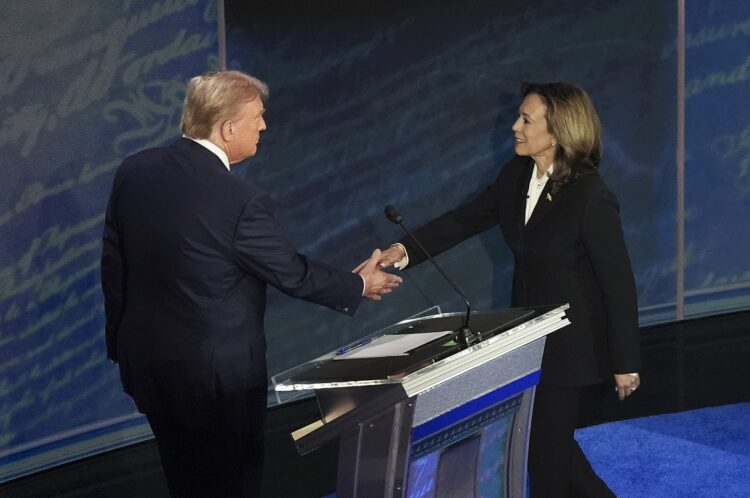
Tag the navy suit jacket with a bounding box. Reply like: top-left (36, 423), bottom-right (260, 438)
top-left (400, 155), bottom-right (640, 387)
top-left (101, 138), bottom-right (363, 430)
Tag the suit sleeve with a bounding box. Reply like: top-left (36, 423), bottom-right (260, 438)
top-left (232, 192), bottom-right (363, 316)
top-left (100, 182), bottom-right (125, 362)
top-left (400, 179), bottom-right (501, 268)
top-left (580, 186), bottom-right (641, 373)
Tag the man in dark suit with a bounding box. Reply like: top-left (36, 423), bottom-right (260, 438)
top-left (375, 82), bottom-right (641, 497)
top-left (100, 70), bottom-right (401, 497)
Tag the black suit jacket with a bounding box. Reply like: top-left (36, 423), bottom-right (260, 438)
top-left (101, 138), bottom-right (363, 430)
top-left (401, 156), bottom-right (640, 386)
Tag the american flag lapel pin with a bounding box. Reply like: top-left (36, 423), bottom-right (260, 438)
top-left (546, 193), bottom-right (552, 202)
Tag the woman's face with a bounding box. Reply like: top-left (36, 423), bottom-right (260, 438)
top-left (512, 93), bottom-right (556, 167)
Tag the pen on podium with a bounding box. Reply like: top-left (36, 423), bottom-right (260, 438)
top-left (335, 337), bottom-right (374, 356)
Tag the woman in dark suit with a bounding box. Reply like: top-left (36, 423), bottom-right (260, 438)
top-left (377, 82), bottom-right (641, 497)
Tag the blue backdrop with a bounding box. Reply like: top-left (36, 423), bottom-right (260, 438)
top-left (684, 1), bottom-right (750, 315)
top-left (0, 0), bottom-right (748, 483)
top-left (225, 0), bottom-right (680, 377)
top-left (0, 0), bottom-right (218, 481)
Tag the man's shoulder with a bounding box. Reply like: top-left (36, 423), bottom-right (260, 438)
top-left (115, 141), bottom-right (261, 197)
top-left (121, 138), bottom-right (210, 164)
top-left (118, 143), bottom-right (173, 171)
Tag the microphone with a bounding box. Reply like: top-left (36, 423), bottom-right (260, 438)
top-left (384, 204), bottom-right (479, 348)
top-left (384, 204), bottom-right (403, 224)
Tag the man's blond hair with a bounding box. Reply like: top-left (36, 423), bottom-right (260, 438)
top-left (180, 71), bottom-right (269, 139)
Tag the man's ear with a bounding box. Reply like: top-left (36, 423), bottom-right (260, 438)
top-left (219, 120), bottom-right (233, 142)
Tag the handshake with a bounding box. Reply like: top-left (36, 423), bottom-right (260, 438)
top-left (353, 245), bottom-right (408, 301)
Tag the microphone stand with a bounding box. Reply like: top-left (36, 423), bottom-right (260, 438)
top-left (385, 205), bottom-right (480, 349)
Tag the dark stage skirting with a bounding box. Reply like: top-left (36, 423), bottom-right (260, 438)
top-left (2, 310), bottom-right (749, 498)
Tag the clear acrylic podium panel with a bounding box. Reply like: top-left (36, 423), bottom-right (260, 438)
top-left (279, 304), bottom-right (570, 498)
top-left (271, 306), bottom-right (442, 404)
top-left (272, 305), bottom-right (567, 404)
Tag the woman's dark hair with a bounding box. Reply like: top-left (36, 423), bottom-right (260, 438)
top-left (521, 82), bottom-right (602, 192)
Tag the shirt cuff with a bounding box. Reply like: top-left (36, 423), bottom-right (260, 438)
top-left (392, 243), bottom-right (409, 270)
top-left (360, 274), bottom-right (367, 296)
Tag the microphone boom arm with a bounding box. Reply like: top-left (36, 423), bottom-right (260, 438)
top-left (385, 204), bottom-right (479, 347)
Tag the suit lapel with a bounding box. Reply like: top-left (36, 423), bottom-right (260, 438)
top-left (525, 178), bottom-right (564, 230)
top-left (516, 158), bottom-right (534, 235)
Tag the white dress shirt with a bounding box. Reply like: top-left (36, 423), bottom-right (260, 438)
top-left (525, 162), bottom-right (553, 224)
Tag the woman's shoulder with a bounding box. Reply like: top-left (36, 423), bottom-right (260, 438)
top-left (569, 169), bottom-right (611, 192)
top-left (566, 171), bottom-right (623, 214)
top-left (505, 154), bottom-right (534, 171)
top-left (496, 155), bottom-right (533, 182)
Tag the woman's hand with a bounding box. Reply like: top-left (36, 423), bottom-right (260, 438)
top-left (353, 244), bottom-right (406, 272)
top-left (614, 373), bottom-right (640, 401)
top-left (377, 244), bottom-right (407, 269)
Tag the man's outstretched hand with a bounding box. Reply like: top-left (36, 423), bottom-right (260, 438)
top-left (355, 249), bottom-right (403, 300)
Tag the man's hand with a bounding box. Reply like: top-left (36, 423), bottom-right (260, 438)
top-left (614, 373), bottom-right (641, 401)
top-left (355, 249), bottom-right (403, 300)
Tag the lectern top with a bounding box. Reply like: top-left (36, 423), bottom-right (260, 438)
top-left (272, 305), bottom-right (570, 403)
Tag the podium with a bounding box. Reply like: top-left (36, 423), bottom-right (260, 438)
top-left (273, 305), bottom-right (569, 498)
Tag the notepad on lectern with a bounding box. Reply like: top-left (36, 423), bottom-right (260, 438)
top-left (333, 331), bottom-right (453, 360)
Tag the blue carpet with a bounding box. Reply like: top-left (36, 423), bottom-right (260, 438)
top-left (577, 402), bottom-right (750, 497)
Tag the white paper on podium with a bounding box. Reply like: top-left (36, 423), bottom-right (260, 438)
top-left (333, 331), bottom-right (453, 360)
